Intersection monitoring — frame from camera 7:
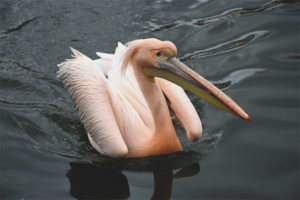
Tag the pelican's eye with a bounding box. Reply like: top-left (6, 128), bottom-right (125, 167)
top-left (156, 51), bottom-right (162, 57)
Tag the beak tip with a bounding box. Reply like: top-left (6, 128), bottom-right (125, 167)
top-left (247, 116), bottom-right (251, 123)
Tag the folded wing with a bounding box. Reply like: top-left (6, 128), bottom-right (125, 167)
top-left (58, 49), bottom-right (128, 158)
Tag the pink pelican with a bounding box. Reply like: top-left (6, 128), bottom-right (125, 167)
top-left (58, 38), bottom-right (250, 158)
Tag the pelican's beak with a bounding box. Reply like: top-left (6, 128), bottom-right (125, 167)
top-left (142, 57), bottom-right (251, 122)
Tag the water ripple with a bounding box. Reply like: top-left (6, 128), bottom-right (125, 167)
top-left (212, 68), bottom-right (266, 90)
top-left (0, 59), bottom-right (42, 74)
top-left (146, 0), bottom-right (293, 33)
top-left (0, 16), bottom-right (39, 39)
top-left (0, 98), bottom-right (65, 111)
top-left (180, 30), bottom-right (270, 61)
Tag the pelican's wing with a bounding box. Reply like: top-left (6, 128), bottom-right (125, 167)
top-left (156, 78), bottom-right (202, 142)
top-left (58, 49), bottom-right (128, 158)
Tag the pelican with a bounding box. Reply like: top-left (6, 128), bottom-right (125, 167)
top-left (58, 38), bottom-right (250, 158)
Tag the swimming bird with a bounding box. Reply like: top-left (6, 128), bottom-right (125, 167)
top-left (58, 38), bottom-right (250, 158)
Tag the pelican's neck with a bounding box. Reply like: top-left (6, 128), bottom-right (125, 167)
top-left (132, 62), bottom-right (181, 142)
top-left (130, 63), bottom-right (182, 153)
top-left (132, 66), bottom-right (172, 131)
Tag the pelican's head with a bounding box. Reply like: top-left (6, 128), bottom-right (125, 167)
top-left (124, 38), bottom-right (250, 122)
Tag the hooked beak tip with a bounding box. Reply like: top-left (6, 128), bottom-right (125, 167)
top-left (247, 116), bottom-right (251, 123)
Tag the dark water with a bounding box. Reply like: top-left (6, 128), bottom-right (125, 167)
top-left (1, 0), bottom-right (299, 199)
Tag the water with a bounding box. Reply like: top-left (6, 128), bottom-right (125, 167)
top-left (0, 0), bottom-right (299, 199)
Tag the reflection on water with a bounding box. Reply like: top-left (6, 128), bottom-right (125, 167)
top-left (67, 162), bottom-right (200, 200)
top-left (67, 162), bottom-right (130, 199)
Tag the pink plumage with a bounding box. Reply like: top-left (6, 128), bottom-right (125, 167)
top-left (58, 38), bottom-right (249, 158)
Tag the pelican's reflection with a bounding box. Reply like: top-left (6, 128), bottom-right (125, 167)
top-left (66, 162), bottom-right (200, 200)
top-left (66, 162), bottom-right (130, 199)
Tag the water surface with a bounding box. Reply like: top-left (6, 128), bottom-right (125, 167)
top-left (0, 0), bottom-right (299, 199)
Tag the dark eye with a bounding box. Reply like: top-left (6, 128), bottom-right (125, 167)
top-left (156, 51), bottom-right (162, 57)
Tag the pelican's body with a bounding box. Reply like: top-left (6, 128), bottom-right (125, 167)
top-left (58, 38), bottom-right (250, 158)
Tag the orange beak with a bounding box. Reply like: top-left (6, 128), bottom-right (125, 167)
top-left (143, 57), bottom-right (251, 122)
